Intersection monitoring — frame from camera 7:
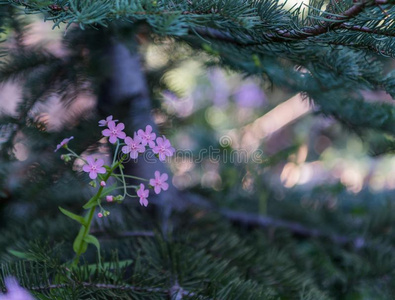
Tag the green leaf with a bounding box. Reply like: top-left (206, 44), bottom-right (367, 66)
top-left (73, 226), bottom-right (88, 254)
top-left (84, 234), bottom-right (100, 252)
top-left (82, 197), bottom-right (98, 209)
top-left (59, 207), bottom-right (86, 226)
top-left (7, 249), bottom-right (35, 260)
top-left (84, 234), bottom-right (101, 265)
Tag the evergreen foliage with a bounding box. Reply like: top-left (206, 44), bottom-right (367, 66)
top-left (0, 0), bottom-right (395, 299)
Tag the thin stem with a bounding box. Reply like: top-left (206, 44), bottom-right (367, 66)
top-left (73, 156), bottom-right (126, 265)
top-left (112, 139), bottom-right (120, 166)
top-left (113, 174), bottom-right (149, 181)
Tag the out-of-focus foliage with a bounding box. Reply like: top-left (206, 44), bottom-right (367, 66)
top-left (1, 1), bottom-right (395, 299)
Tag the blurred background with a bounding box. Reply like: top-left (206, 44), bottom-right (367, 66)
top-left (1, 11), bottom-right (395, 299)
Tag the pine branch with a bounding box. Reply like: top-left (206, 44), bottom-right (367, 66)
top-left (220, 209), bottom-right (366, 248)
top-left (30, 282), bottom-right (203, 299)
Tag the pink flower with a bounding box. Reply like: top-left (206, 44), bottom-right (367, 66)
top-left (137, 183), bottom-right (149, 207)
top-left (102, 121), bottom-right (126, 144)
top-left (98, 115), bottom-right (118, 127)
top-left (54, 136), bottom-right (74, 152)
top-left (137, 125), bottom-right (156, 148)
top-left (100, 181), bottom-right (106, 187)
top-left (98, 212), bottom-right (103, 218)
top-left (149, 171), bottom-right (169, 194)
top-left (0, 277), bottom-right (35, 300)
top-left (106, 195), bottom-right (113, 202)
top-left (82, 156), bottom-right (106, 179)
top-left (122, 135), bottom-right (145, 158)
top-left (152, 136), bottom-right (175, 161)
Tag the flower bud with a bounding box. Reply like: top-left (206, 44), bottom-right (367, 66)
top-left (89, 181), bottom-right (97, 187)
top-left (97, 213), bottom-right (103, 218)
top-left (100, 181), bottom-right (106, 187)
top-left (106, 195), bottom-right (114, 202)
top-left (114, 195), bottom-right (124, 201)
top-left (104, 211), bottom-right (110, 217)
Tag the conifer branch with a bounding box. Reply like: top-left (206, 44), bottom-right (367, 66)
top-left (221, 209), bottom-right (366, 248)
top-left (30, 282), bottom-right (202, 298)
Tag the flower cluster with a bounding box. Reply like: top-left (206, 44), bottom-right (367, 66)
top-left (55, 116), bottom-right (175, 216)
top-left (99, 116), bottom-right (175, 162)
top-left (55, 115), bottom-right (176, 266)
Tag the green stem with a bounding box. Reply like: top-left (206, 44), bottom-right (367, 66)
top-left (72, 156), bottom-right (126, 265)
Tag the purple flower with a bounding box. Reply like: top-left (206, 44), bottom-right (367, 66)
top-left (82, 156), bottom-right (106, 179)
top-left (122, 135), bottom-right (145, 159)
top-left (54, 136), bottom-right (74, 152)
top-left (137, 125), bottom-right (156, 148)
top-left (0, 277), bottom-right (35, 300)
top-left (102, 121), bottom-right (126, 144)
top-left (98, 115), bottom-right (118, 127)
top-left (149, 171), bottom-right (169, 194)
top-left (152, 136), bottom-right (175, 161)
top-left (137, 183), bottom-right (149, 207)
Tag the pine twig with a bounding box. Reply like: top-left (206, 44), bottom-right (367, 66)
top-left (220, 209), bottom-right (366, 248)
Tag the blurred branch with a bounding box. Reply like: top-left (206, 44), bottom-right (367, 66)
top-left (185, 194), bottom-right (366, 248)
top-left (220, 209), bottom-right (366, 248)
top-left (91, 230), bottom-right (154, 239)
top-left (30, 282), bottom-right (203, 298)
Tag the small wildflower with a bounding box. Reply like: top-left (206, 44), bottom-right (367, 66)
top-left (102, 121), bottom-right (126, 144)
top-left (97, 213), bottom-right (103, 218)
top-left (122, 135), bottom-right (145, 158)
top-left (98, 115), bottom-right (118, 127)
top-left (54, 136), bottom-right (74, 152)
top-left (100, 181), bottom-right (106, 187)
top-left (83, 156), bottom-right (106, 180)
top-left (106, 195), bottom-right (113, 202)
top-left (152, 136), bottom-right (175, 161)
top-left (137, 125), bottom-right (156, 148)
top-left (149, 171), bottom-right (169, 194)
top-left (0, 277), bottom-right (35, 300)
top-left (137, 183), bottom-right (149, 207)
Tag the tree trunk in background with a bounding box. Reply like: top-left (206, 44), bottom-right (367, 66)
top-left (98, 37), bottom-right (184, 233)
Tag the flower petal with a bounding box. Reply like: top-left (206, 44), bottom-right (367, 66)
top-left (161, 182), bottom-right (169, 191)
top-left (160, 173), bottom-right (168, 181)
top-left (109, 136), bottom-right (117, 144)
top-left (154, 185), bottom-right (161, 194)
top-left (83, 165), bottom-right (91, 172)
top-left (89, 171), bottom-right (98, 179)
top-left (116, 122), bottom-right (125, 131)
top-left (102, 129), bottom-right (111, 137)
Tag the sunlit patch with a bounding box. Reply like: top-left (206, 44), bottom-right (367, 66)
top-left (173, 173), bottom-right (192, 190)
top-left (280, 162), bottom-right (300, 188)
top-left (341, 168), bottom-right (363, 194)
top-left (13, 142), bottom-right (28, 161)
top-left (201, 170), bottom-right (222, 190)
